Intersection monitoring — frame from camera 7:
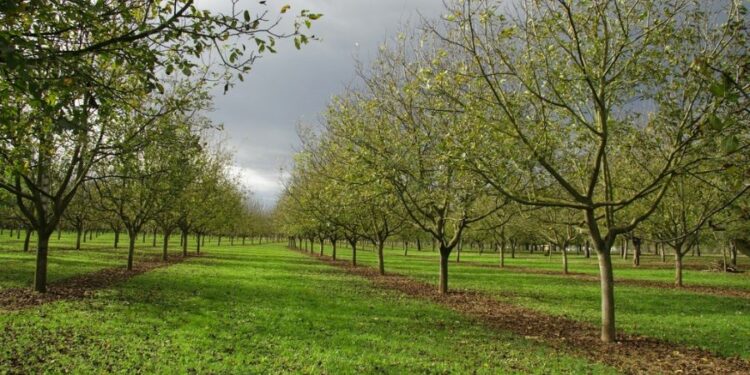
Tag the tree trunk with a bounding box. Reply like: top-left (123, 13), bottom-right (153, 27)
top-left (675, 250), bottom-right (684, 287)
top-left (127, 231), bottom-right (136, 271)
top-left (152, 228), bottom-right (157, 247)
top-left (114, 230), bottom-right (120, 249)
top-left (632, 239), bottom-right (641, 267)
top-left (75, 227), bottom-right (82, 250)
top-left (350, 240), bottom-right (357, 267)
top-left (319, 238), bottom-right (324, 256)
top-left (23, 229), bottom-right (32, 252)
top-left (585, 240), bottom-right (591, 258)
top-left (57, 228), bottom-right (61, 240)
top-left (33, 232), bottom-right (52, 293)
top-left (162, 233), bottom-right (170, 261)
top-left (562, 244), bottom-right (568, 275)
top-left (182, 231), bottom-right (188, 256)
top-left (417, 238), bottom-right (421, 251)
top-left (377, 241), bottom-right (385, 275)
top-left (332, 240), bottom-right (337, 260)
top-left (196, 234), bottom-right (201, 254)
top-left (499, 242), bottom-right (505, 268)
top-left (596, 249), bottom-right (616, 343)
top-left (660, 243), bottom-right (666, 263)
top-left (439, 250), bottom-right (450, 294)
top-left (141, 231), bottom-right (146, 243)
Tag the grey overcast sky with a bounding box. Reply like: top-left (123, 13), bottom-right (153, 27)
top-left (203, 0), bottom-right (446, 206)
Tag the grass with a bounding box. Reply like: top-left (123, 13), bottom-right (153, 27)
top-left (447, 248), bottom-right (750, 290)
top-left (328, 243), bottom-right (750, 359)
top-left (0, 231), bottom-right (180, 289)
top-left (0, 240), bottom-right (616, 374)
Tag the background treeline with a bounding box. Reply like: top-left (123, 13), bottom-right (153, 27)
top-left (0, 2), bottom-right (318, 292)
top-left (276, 0), bottom-right (750, 344)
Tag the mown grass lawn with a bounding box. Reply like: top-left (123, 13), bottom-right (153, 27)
top-left (388, 244), bottom-right (750, 290)
top-left (331, 244), bottom-right (750, 359)
top-left (0, 243), bottom-right (615, 374)
top-left (0, 231), bottom-right (179, 289)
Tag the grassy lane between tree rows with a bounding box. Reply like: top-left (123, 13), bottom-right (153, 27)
top-left (1, 243), bottom-right (616, 374)
top-left (327, 245), bottom-right (750, 360)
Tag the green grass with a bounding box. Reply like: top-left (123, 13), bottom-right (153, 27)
top-left (0, 242), bottom-right (616, 374)
top-left (0, 231), bottom-right (186, 289)
top-left (381, 244), bottom-right (750, 290)
top-left (328, 244), bottom-right (750, 359)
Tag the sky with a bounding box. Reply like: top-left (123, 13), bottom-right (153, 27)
top-left (203, 0), bottom-right (446, 207)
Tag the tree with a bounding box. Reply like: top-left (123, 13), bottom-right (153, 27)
top-left (435, 0), bottom-right (748, 342)
top-left (0, 1), bottom-right (320, 292)
top-left (324, 34), bottom-right (503, 293)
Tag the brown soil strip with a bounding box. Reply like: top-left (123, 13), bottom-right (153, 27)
top-left (0, 255), bottom-right (195, 311)
top-left (297, 249), bottom-right (750, 375)
top-left (456, 260), bottom-right (750, 300)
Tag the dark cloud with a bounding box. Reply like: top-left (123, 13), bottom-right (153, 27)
top-left (205, 0), bottom-right (447, 205)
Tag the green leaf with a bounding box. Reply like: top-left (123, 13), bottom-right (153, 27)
top-left (722, 135), bottom-right (740, 153)
top-left (707, 114), bottom-right (722, 131)
top-left (243, 10), bottom-right (251, 22)
top-left (709, 82), bottom-right (727, 98)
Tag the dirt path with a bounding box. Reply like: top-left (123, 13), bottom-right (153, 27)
top-left (298, 249), bottom-right (750, 374)
top-left (0, 255), bottom-right (194, 311)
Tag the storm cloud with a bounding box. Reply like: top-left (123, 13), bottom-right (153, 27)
top-left (204, 0), bottom-right (446, 206)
